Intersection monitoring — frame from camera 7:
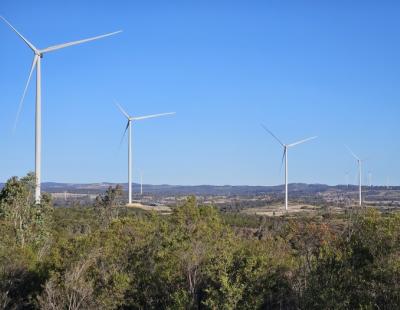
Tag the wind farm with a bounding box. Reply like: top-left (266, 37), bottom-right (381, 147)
top-left (1, 2), bottom-right (400, 309)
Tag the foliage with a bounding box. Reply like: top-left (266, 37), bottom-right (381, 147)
top-left (0, 173), bottom-right (53, 308)
top-left (302, 209), bottom-right (400, 309)
top-left (93, 185), bottom-right (123, 228)
top-left (0, 172), bottom-right (52, 248)
top-left (0, 175), bottom-right (400, 309)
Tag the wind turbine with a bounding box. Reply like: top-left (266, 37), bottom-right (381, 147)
top-left (261, 125), bottom-right (317, 211)
top-left (115, 102), bottom-right (175, 205)
top-left (1, 16), bottom-right (121, 204)
top-left (368, 171), bottom-right (372, 188)
top-left (346, 146), bottom-right (363, 206)
top-left (345, 170), bottom-right (350, 188)
top-left (140, 172), bottom-right (143, 196)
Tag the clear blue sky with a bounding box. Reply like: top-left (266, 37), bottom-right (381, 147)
top-left (1, 0), bottom-right (399, 186)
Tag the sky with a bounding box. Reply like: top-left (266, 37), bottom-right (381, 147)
top-left (0, 0), bottom-right (400, 186)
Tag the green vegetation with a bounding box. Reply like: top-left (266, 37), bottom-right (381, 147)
top-left (1, 173), bottom-right (400, 309)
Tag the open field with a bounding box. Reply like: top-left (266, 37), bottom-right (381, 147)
top-left (125, 202), bottom-right (172, 213)
top-left (241, 203), bottom-right (323, 217)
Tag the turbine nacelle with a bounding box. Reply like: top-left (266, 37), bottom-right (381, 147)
top-left (260, 124), bottom-right (317, 150)
top-left (115, 100), bottom-right (175, 142)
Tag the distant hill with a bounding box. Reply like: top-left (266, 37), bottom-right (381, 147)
top-left (0, 182), bottom-right (365, 196)
top-left (0, 181), bottom-right (398, 197)
top-left (41, 182), bottom-right (333, 196)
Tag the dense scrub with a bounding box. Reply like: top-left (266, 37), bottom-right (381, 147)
top-left (1, 174), bottom-right (400, 309)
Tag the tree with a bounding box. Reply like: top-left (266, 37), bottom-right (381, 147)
top-left (302, 210), bottom-right (400, 309)
top-left (0, 172), bottom-right (52, 248)
top-left (94, 185), bottom-right (123, 228)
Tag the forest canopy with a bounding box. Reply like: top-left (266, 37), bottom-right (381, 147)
top-left (1, 173), bottom-right (400, 309)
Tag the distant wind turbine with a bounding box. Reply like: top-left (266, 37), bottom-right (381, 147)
top-left (346, 146), bottom-right (363, 206)
top-left (345, 170), bottom-right (350, 188)
top-left (140, 172), bottom-right (143, 196)
top-left (115, 101), bottom-right (175, 205)
top-left (261, 125), bottom-right (317, 211)
top-left (1, 15), bottom-right (122, 204)
top-left (368, 171), bottom-right (372, 188)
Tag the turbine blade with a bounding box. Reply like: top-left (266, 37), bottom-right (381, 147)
top-left (345, 145), bottom-right (360, 161)
top-left (119, 121), bottom-right (130, 147)
top-left (40, 30), bottom-right (122, 54)
top-left (280, 148), bottom-right (286, 172)
top-left (0, 16), bottom-right (38, 52)
top-left (114, 100), bottom-right (130, 119)
top-left (261, 124), bottom-right (284, 147)
top-left (14, 55), bottom-right (39, 131)
top-left (132, 112), bottom-right (176, 121)
top-left (287, 136), bottom-right (317, 147)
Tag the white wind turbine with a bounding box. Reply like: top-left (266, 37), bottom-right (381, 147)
top-left (346, 146), bottom-right (363, 206)
top-left (368, 171), bottom-right (372, 188)
top-left (140, 172), bottom-right (143, 196)
top-left (115, 102), bottom-right (175, 205)
top-left (1, 16), bottom-right (121, 204)
top-left (262, 125), bottom-right (317, 211)
top-left (345, 170), bottom-right (350, 188)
